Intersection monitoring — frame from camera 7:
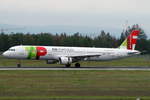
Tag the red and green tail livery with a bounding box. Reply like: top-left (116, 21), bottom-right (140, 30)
top-left (119, 30), bottom-right (140, 50)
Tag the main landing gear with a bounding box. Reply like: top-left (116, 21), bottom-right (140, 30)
top-left (65, 63), bottom-right (81, 68)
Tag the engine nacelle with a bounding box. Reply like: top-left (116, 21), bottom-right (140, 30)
top-left (46, 60), bottom-right (57, 64)
top-left (59, 57), bottom-right (72, 64)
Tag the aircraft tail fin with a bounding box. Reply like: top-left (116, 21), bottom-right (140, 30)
top-left (119, 30), bottom-right (140, 50)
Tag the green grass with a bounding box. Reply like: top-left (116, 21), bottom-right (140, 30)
top-left (0, 96), bottom-right (149, 100)
top-left (0, 70), bottom-right (150, 100)
top-left (0, 55), bottom-right (150, 67)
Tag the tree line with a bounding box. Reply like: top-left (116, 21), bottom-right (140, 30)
top-left (0, 24), bottom-right (150, 53)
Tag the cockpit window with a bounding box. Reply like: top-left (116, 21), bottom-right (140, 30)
top-left (8, 49), bottom-right (15, 51)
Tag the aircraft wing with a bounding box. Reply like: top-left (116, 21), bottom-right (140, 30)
top-left (65, 53), bottom-right (101, 60)
top-left (55, 52), bottom-right (102, 61)
top-left (56, 52), bottom-right (102, 58)
top-left (68, 54), bottom-right (101, 58)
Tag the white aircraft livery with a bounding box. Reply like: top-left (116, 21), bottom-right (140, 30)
top-left (2, 30), bottom-right (140, 67)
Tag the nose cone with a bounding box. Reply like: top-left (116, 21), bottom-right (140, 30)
top-left (2, 51), bottom-right (9, 58)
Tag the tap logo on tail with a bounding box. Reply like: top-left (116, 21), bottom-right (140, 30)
top-left (119, 30), bottom-right (140, 50)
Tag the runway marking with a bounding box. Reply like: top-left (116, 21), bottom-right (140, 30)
top-left (0, 67), bottom-right (150, 70)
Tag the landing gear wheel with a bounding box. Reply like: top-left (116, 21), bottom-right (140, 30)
top-left (75, 63), bottom-right (80, 68)
top-left (65, 64), bottom-right (71, 68)
top-left (17, 63), bottom-right (21, 68)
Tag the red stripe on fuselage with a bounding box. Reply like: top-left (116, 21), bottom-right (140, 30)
top-left (36, 47), bottom-right (47, 59)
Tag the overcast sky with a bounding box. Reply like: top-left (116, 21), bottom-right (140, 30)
top-left (0, 0), bottom-right (150, 36)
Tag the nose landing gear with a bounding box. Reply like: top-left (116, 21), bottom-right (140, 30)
top-left (75, 63), bottom-right (80, 68)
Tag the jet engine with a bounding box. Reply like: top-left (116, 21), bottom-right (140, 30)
top-left (59, 57), bottom-right (72, 64)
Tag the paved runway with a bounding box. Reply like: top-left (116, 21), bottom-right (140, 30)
top-left (0, 67), bottom-right (150, 70)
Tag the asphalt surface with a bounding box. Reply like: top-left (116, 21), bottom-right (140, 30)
top-left (0, 67), bottom-right (150, 70)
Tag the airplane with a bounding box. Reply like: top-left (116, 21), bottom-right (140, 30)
top-left (2, 30), bottom-right (140, 67)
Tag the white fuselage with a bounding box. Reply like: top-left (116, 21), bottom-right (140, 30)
top-left (2, 45), bottom-right (140, 62)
